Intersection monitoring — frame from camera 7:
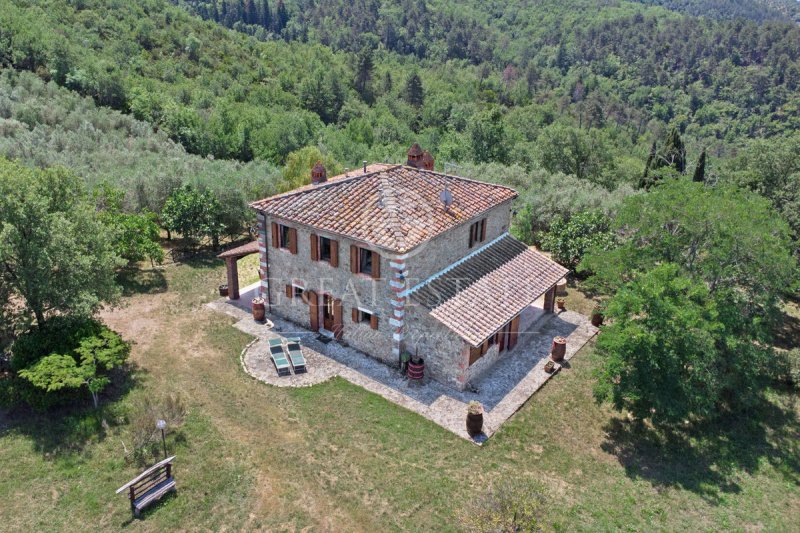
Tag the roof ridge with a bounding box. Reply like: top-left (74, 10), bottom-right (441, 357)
top-left (401, 166), bottom-right (519, 194)
top-left (249, 164), bottom-right (401, 207)
top-left (377, 170), bottom-right (407, 251)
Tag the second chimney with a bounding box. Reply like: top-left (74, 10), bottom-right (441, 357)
top-left (422, 150), bottom-right (434, 171)
top-left (406, 142), bottom-right (424, 168)
top-left (311, 161), bottom-right (327, 185)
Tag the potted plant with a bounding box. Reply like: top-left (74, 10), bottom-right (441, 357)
top-left (544, 360), bottom-right (555, 374)
top-left (556, 297), bottom-right (566, 311)
top-left (591, 303), bottom-right (605, 327)
top-left (218, 284), bottom-right (229, 297)
top-left (252, 296), bottom-right (266, 322)
top-left (466, 401), bottom-right (484, 437)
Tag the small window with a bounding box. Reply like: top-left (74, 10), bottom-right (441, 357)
top-left (350, 245), bottom-right (380, 278)
top-left (352, 307), bottom-right (379, 330)
top-left (279, 224), bottom-right (291, 249)
top-left (293, 286), bottom-right (305, 299)
top-left (359, 248), bottom-right (373, 275)
top-left (319, 236), bottom-right (332, 262)
top-left (468, 218), bottom-right (487, 248)
top-left (356, 309), bottom-right (372, 324)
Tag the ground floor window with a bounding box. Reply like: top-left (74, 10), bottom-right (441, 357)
top-left (352, 307), bottom-right (379, 330)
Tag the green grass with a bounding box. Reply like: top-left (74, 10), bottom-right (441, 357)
top-left (1, 258), bottom-right (798, 531)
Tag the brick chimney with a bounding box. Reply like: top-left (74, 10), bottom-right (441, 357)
top-left (311, 161), bottom-right (327, 185)
top-left (406, 142), bottom-right (424, 168)
top-left (422, 150), bottom-right (434, 171)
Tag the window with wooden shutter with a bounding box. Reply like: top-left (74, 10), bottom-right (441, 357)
top-left (371, 251), bottom-right (380, 279)
top-left (352, 308), bottom-right (359, 322)
top-left (370, 313), bottom-right (379, 330)
top-left (285, 284), bottom-right (293, 298)
top-left (468, 218), bottom-right (487, 248)
top-left (350, 245), bottom-right (358, 274)
top-left (271, 222), bottom-right (279, 248)
top-left (329, 240), bottom-right (339, 267)
top-left (353, 308), bottom-right (377, 328)
top-left (310, 234), bottom-right (319, 261)
top-left (288, 228), bottom-right (298, 254)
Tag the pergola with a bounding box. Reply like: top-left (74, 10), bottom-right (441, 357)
top-left (217, 240), bottom-right (260, 300)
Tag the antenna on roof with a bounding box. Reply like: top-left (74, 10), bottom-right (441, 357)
top-left (441, 162), bottom-right (461, 212)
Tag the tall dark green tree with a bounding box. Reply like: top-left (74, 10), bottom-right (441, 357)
top-left (244, 0), bottom-right (257, 25)
top-left (404, 72), bottom-right (424, 108)
top-left (259, 0), bottom-right (271, 28)
top-left (693, 148), bottom-right (707, 182)
top-left (354, 46), bottom-right (374, 103)
top-left (273, 0), bottom-right (288, 32)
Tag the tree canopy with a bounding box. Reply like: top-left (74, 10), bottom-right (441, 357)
top-left (0, 159), bottom-right (122, 328)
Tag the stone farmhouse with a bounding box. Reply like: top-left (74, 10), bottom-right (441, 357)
top-left (248, 144), bottom-right (568, 390)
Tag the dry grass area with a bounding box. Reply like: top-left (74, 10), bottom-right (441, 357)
top-left (0, 258), bottom-right (798, 531)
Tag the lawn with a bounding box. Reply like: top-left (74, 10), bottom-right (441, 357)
top-left (1, 257), bottom-right (797, 531)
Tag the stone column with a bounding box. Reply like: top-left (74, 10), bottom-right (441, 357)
top-left (257, 214), bottom-right (269, 306)
top-left (226, 257), bottom-right (240, 300)
top-left (388, 255), bottom-right (409, 365)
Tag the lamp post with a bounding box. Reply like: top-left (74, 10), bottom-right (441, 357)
top-left (156, 419), bottom-right (167, 459)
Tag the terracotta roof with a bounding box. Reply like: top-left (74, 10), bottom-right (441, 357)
top-left (250, 165), bottom-right (518, 253)
top-left (411, 235), bottom-right (568, 346)
top-left (217, 240), bottom-right (260, 259)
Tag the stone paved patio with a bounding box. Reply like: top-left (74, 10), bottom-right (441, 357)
top-left (207, 282), bottom-right (598, 442)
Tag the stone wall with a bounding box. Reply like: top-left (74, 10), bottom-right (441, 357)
top-left (258, 199), bottom-right (516, 389)
top-left (403, 200), bottom-right (514, 286)
top-left (261, 215), bottom-right (398, 365)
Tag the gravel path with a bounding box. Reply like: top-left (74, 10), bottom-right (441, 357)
top-left (208, 283), bottom-right (598, 442)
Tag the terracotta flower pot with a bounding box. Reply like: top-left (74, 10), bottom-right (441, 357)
top-left (252, 298), bottom-right (266, 322)
top-left (544, 360), bottom-right (555, 374)
top-left (466, 412), bottom-right (483, 436)
top-left (556, 299), bottom-right (566, 311)
top-left (219, 284), bottom-right (229, 297)
top-left (550, 336), bottom-right (567, 362)
top-left (591, 312), bottom-right (604, 327)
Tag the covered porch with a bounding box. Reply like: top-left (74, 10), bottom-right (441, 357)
top-left (216, 240), bottom-right (261, 300)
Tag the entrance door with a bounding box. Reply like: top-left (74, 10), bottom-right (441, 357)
top-left (322, 294), bottom-right (335, 331)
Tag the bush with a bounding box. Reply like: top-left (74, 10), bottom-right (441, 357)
top-left (458, 478), bottom-right (547, 533)
top-left (9, 317), bottom-right (128, 410)
top-left (541, 211), bottom-right (616, 270)
top-left (125, 392), bottom-right (187, 465)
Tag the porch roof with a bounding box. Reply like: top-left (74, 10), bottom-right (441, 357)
top-left (217, 240), bottom-right (260, 259)
top-left (410, 235), bottom-right (568, 347)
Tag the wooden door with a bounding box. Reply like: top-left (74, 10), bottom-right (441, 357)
top-left (332, 298), bottom-right (343, 340)
top-left (508, 314), bottom-right (521, 350)
top-left (307, 290), bottom-right (319, 331)
top-left (322, 294), bottom-right (335, 331)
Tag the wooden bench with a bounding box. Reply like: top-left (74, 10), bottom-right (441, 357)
top-left (116, 456), bottom-right (176, 517)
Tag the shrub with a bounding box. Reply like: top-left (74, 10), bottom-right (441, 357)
top-left (541, 211), bottom-right (616, 270)
top-left (125, 392), bottom-right (187, 465)
top-left (458, 478), bottom-right (547, 533)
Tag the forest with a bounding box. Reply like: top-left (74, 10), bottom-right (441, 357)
top-left (1, 0), bottom-right (799, 247)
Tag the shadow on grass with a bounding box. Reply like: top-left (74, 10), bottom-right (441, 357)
top-left (0, 363), bottom-right (144, 458)
top-left (600, 391), bottom-right (800, 502)
top-left (118, 267), bottom-right (168, 297)
top-left (773, 309), bottom-right (800, 351)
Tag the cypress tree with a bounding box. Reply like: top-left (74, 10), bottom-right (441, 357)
top-left (274, 0), bottom-right (288, 33)
top-left (355, 47), bottom-right (374, 102)
top-left (244, 0), bottom-right (257, 25)
top-left (640, 141), bottom-right (657, 189)
top-left (259, 0), bottom-right (271, 29)
top-left (662, 127), bottom-right (686, 173)
top-left (693, 148), bottom-right (707, 183)
top-left (404, 72), bottom-right (424, 108)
